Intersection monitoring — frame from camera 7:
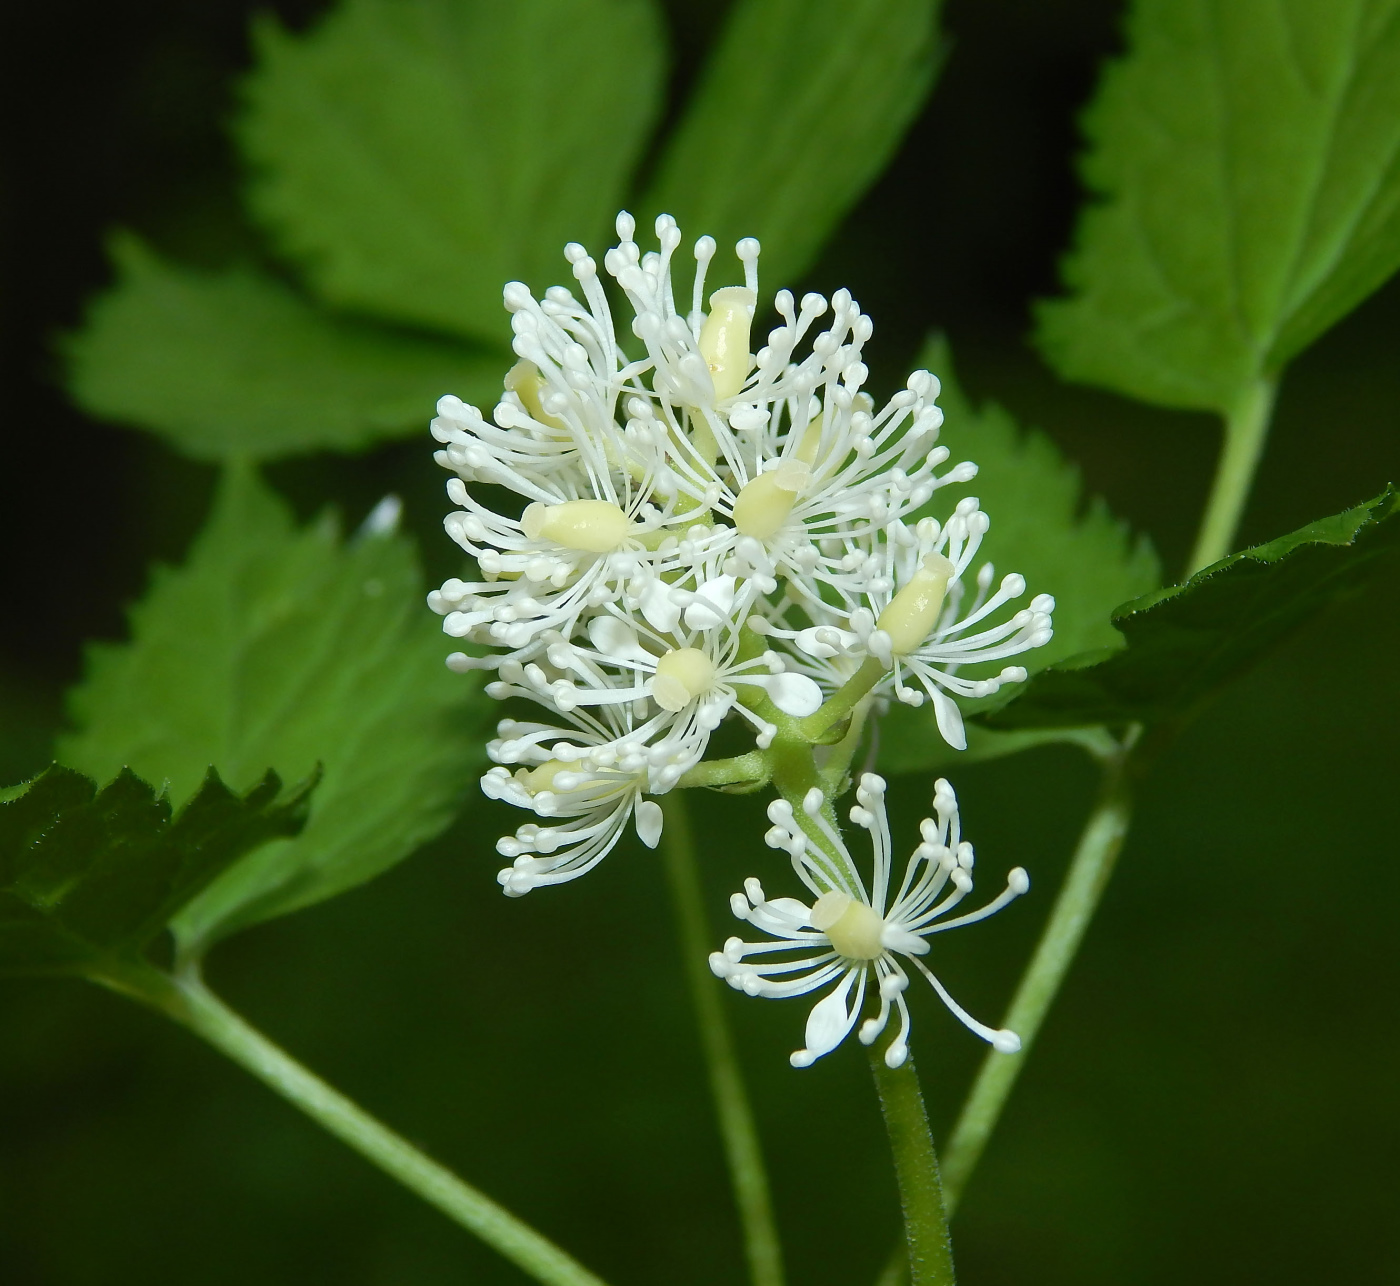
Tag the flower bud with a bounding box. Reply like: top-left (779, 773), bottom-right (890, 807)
top-left (504, 360), bottom-right (566, 430)
top-left (521, 500), bottom-right (630, 553)
top-left (697, 287), bottom-right (756, 401)
top-left (651, 647), bottom-right (716, 711)
top-left (732, 461), bottom-right (810, 540)
top-left (877, 553), bottom-right (956, 655)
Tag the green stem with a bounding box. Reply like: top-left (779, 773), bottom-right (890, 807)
top-left (869, 1050), bottom-right (956, 1286)
top-left (677, 750), bottom-right (771, 790)
top-left (939, 745), bottom-right (1135, 1213)
top-left (659, 794), bottom-right (785, 1286)
top-left (800, 657), bottom-right (887, 743)
top-left (92, 961), bottom-right (610, 1286)
top-left (1186, 376), bottom-right (1278, 576)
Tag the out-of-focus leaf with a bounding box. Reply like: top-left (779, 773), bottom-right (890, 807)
top-left (59, 465), bottom-right (485, 955)
top-left (642, 0), bottom-right (942, 291)
top-left (65, 236), bottom-right (504, 462)
top-left (1037, 0), bottom-right (1400, 416)
top-left (877, 338), bottom-right (1159, 775)
top-left (0, 764), bottom-right (313, 977)
top-left (986, 486), bottom-right (1400, 730)
top-left (239, 0), bottom-right (666, 342)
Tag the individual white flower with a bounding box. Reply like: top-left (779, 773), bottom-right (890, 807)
top-left (758, 501), bottom-right (1054, 749)
top-left (710, 774), bottom-right (1028, 1068)
top-left (484, 711), bottom-right (665, 896)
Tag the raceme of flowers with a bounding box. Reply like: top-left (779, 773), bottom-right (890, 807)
top-left (429, 211), bottom-right (1055, 897)
top-left (711, 773), bottom-right (1028, 1068)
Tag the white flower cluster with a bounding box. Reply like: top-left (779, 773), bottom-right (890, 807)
top-left (430, 212), bottom-right (1054, 896)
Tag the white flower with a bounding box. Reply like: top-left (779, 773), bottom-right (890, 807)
top-left (710, 774), bottom-right (1028, 1068)
top-left (484, 712), bottom-right (665, 895)
top-left (758, 502), bottom-right (1055, 749)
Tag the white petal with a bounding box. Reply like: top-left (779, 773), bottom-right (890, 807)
top-left (640, 580), bottom-right (683, 633)
top-left (684, 574), bottom-right (737, 629)
top-left (763, 672), bottom-right (823, 717)
top-left (634, 800), bottom-right (663, 848)
top-left (802, 970), bottom-right (861, 1059)
top-left (794, 626), bottom-right (858, 660)
top-left (588, 615), bottom-right (650, 661)
top-left (931, 687), bottom-right (966, 750)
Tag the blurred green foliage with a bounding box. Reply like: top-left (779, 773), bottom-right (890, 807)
top-left (59, 464), bottom-right (483, 956)
top-left (0, 764), bottom-right (313, 976)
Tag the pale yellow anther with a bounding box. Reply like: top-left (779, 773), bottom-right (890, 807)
top-left (810, 890), bottom-right (885, 960)
top-left (794, 414), bottom-right (825, 465)
top-left (521, 499), bottom-right (630, 553)
top-left (516, 760), bottom-right (570, 795)
top-left (651, 647), bottom-right (716, 711)
top-left (697, 286), bottom-right (756, 401)
top-left (505, 360), bottom-right (566, 431)
top-left (877, 553), bottom-right (957, 655)
top-left (732, 462), bottom-right (810, 540)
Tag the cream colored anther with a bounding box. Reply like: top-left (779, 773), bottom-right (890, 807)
top-left (810, 890), bottom-right (885, 960)
top-left (697, 287), bottom-right (756, 401)
top-left (877, 553), bottom-right (957, 655)
top-left (732, 461), bottom-right (810, 540)
top-left (516, 760), bottom-right (570, 794)
top-left (521, 499), bottom-right (630, 553)
top-left (651, 648), bottom-right (716, 711)
top-left (505, 360), bottom-right (566, 430)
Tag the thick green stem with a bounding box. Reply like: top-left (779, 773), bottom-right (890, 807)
top-left (92, 961), bottom-right (609, 1286)
top-left (800, 656), bottom-right (887, 743)
top-left (659, 794), bottom-right (785, 1286)
top-left (939, 747), bottom-right (1135, 1212)
top-left (1186, 377), bottom-right (1278, 576)
top-left (870, 1050), bottom-right (956, 1286)
top-left (677, 750), bottom-right (771, 790)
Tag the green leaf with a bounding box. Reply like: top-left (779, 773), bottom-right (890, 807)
top-left (1037, 0), bottom-right (1400, 415)
top-left (238, 0), bottom-right (666, 343)
top-left (985, 486), bottom-right (1400, 730)
top-left (643, 0), bottom-right (942, 291)
top-left (877, 337), bottom-right (1160, 775)
top-left (0, 764), bottom-right (314, 977)
top-left (59, 464), bottom-right (485, 954)
top-left (65, 235), bottom-right (505, 462)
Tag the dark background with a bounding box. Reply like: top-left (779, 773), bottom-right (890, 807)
top-left (3, 1), bottom-right (1399, 1283)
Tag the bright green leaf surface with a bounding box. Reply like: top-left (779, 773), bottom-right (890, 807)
top-left (1037, 0), bottom-right (1400, 415)
top-left (985, 486), bottom-right (1400, 730)
top-left (239, 0), bottom-right (665, 342)
top-left (59, 465), bottom-right (485, 954)
top-left (642, 0), bottom-right (941, 291)
top-left (878, 338), bottom-right (1159, 776)
top-left (0, 764), bottom-right (313, 977)
top-left (66, 236), bottom-right (505, 462)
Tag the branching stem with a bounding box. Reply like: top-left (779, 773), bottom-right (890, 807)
top-left (91, 960), bottom-right (610, 1286)
top-left (939, 743), bottom-right (1135, 1212)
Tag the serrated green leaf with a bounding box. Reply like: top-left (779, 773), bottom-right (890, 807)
top-left (65, 236), bottom-right (504, 462)
top-left (643, 0), bottom-right (941, 291)
top-left (238, 0), bottom-right (666, 343)
top-left (1037, 0), bottom-right (1400, 415)
top-left (984, 486), bottom-right (1400, 730)
top-left (59, 464), bottom-right (485, 954)
top-left (876, 337), bottom-right (1160, 775)
top-left (0, 764), bottom-right (313, 977)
